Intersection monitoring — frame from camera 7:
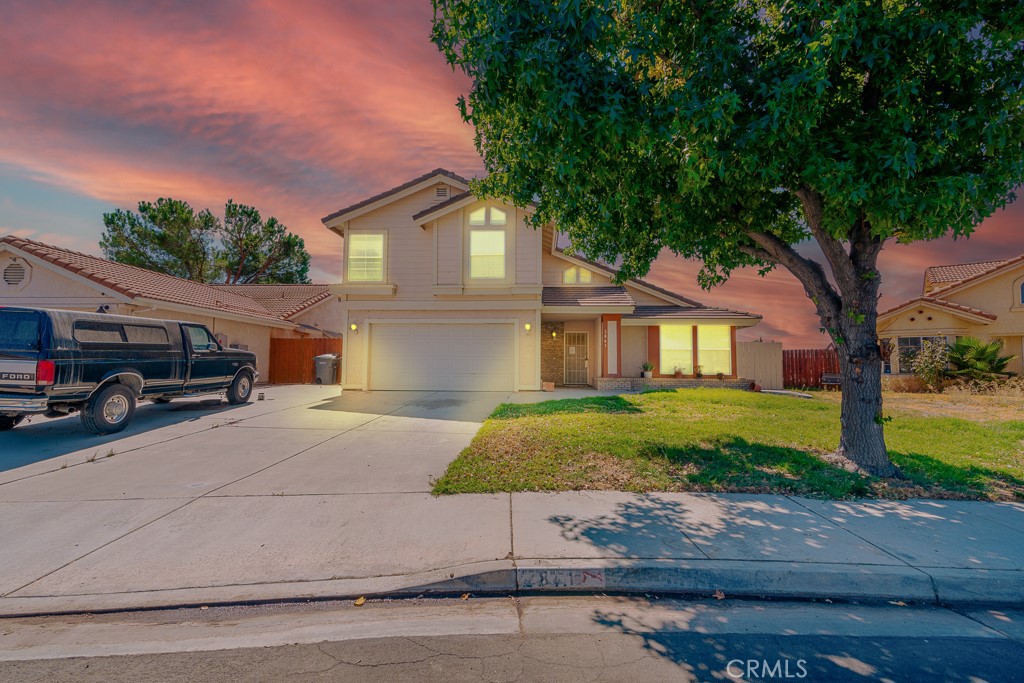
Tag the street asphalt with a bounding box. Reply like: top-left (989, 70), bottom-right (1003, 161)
top-left (2, 596), bottom-right (1023, 682)
top-left (0, 385), bottom-right (1022, 616)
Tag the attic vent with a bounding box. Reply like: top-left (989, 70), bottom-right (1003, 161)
top-left (435, 186), bottom-right (449, 199)
top-left (3, 262), bottom-right (26, 286)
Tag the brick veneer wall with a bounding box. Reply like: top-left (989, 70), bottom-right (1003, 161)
top-left (541, 321), bottom-right (565, 385)
top-left (594, 377), bottom-right (753, 391)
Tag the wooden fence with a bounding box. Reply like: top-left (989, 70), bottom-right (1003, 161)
top-left (268, 337), bottom-right (343, 385)
top-left (783, 348), bottom-right (839, 389)
top-left (737, 341), bottom-right (783, 390)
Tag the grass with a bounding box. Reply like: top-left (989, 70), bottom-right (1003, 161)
top-left (432, 388), bottom-right (1024, 500)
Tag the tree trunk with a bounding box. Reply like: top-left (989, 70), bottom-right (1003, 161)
top-left (834, 325), bottom-right (898, 477)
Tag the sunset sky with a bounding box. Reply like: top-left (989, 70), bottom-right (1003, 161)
top-left (1, 0), bottom-right (1021, 346)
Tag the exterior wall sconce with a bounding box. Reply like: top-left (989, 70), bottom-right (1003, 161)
top-left (524, 323), bottom-right (532, 335)
top-left (349, 323), bottom-right (358, 334)
top-left (551, 330), bottom-right (558, 339)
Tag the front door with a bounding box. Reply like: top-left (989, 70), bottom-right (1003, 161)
top-left (564, 332), bottom-right (589, 385)
top-left (183, 324), bottom-right (229, 392)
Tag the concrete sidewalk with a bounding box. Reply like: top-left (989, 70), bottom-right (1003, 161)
top-left (0, 386), bottom-right (1022, 616)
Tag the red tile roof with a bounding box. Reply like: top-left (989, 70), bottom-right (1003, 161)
top-left (212, 284), bottom-right (332, 319)
top-left (925, 253), bottom-right (1024, 297)
top-left (321, 168), bottom-right (471, 225)
top-left (923, 259), bottom-right (1007, 293)
top-left (878, 296), bottom-right (997, 322)
top-left (1, 236), bottom-right (315, 325)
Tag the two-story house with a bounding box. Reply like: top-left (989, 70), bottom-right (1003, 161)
top-left (878, 255), bottom-right (1024, 375)
top-left (322, 169), bottom-right (764, 392)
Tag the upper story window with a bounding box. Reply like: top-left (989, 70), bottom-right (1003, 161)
top-left (470, 230), bottom-right (506, 279)
top-left (347, 232), bottom-right (385, 282)
top-left (467, 206), bottom-right (510, 281)
top-left (1020, 281), bottom-right (1024, 305)
top-left (562, 266), bottom-right (593, 284)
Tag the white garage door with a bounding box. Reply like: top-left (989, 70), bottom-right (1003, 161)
top-left (368, 323), bottom-right (516, 391)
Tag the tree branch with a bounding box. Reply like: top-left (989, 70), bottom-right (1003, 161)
top-left (745, 230), bottom-right (842, 323)
top-left (793, 186), bottom-right (858, 292)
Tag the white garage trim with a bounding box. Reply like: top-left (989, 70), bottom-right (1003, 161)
top-left (364, 318), bottom-right (520, 392)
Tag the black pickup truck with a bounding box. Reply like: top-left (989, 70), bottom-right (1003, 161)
top-left (0, 307), bottom-right (259, 435)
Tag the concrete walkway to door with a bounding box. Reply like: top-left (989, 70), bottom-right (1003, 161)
top-left (1, 384), bottom-right (1022, 617)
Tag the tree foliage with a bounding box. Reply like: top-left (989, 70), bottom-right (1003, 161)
top-left (947, 336), bottom-right (1015, 380)
top-left (101, 199), bottom-right (311, 284)
top-left (432, 0), bottom-right (1024, 476)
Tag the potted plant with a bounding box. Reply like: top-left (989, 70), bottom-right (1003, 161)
top-left (673, 366), bottom-right (684, 379)
top-left (694, 364), bottom-right (703, 379)
top-left (641, 362), bottom-right (654, 379)
top-left (716, 371), bottom-right (725, 380)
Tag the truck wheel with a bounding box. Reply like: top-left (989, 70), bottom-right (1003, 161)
top-left (0, 415), bottom-right (25, 431)
top-left (226, 371), bottom-right (254, 405)
top-left (81, 384), bottom-right (136, 435)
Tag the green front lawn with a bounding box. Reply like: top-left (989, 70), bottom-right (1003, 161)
top-left (432, 389), bottom-right (1024, 500)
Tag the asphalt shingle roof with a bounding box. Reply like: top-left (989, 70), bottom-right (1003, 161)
top-left (542, 286), bottom-right (635, 307)
top-left (321, 168), bottom-right (471, 224)
top-left (624, 306), bottom-right (762, 320)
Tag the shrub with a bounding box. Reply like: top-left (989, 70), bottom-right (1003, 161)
top-left (946, 375), bottom-right (1024, 397)
top-left (947, 336), bottom-right (1016, 381)
top-left (910, 340), bottom-right (949, 392)
top-left (882, 375), bottom-right (927, 393)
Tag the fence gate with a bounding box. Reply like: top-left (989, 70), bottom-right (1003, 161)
top-left (268, 337), bottom-right (343, 384)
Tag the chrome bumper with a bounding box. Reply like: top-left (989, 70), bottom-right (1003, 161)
top-left (0, 394), bottom-right (49, 413)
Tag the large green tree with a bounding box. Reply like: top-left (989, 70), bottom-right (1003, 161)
top-left (101, 199), bottom-right (311, 284)
top-left (432, 0), bottom-right (1024, 476)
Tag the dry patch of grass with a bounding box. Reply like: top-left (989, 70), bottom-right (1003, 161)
top-left (817, 391), bottom-right (1024, 422)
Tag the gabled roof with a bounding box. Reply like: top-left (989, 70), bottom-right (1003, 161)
top-left (552, 247), bottom-right (706, 308)
top-left (321, 168), bottom-right (471, 227)
top-left (412, 190), bottom-right (474, 223)
top-left (211, 284), bottom-right (332, 319)
top-left (924, 259), bottom-right (1006, 293)
top-left (878, 296), bottom-right (997, 324)
top-left (0, 236), bottom-right (324, 327)
top-left (925, 253), bottom-right (1024, 298)
top-left (542, 286), bottom-right (634, 307)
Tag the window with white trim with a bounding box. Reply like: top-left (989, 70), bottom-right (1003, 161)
top-left (469, 230), bottom-right (506, 280)
top-left (660, 325), bottom-right (693, 375)
top-left (346, 232), bottom-right (385, 282)
top-left (466, 206), bottom-right (510, 281)
top-left (562, 266), bottom-right (593, 284)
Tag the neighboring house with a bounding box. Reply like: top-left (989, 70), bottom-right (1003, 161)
top-left (878, 255), bottom-right (1024, 375)
top-left (0, 236), bottom-right (342, 380)
top-left (321, 169), bottom-right (767, 392)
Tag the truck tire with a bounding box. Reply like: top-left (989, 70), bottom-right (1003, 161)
top-left (81, 384), bottom-right (136, 435)
top-left (226, 370), bottom-right (254, 405)
top-left (0, 415), bottom-right (25, 431)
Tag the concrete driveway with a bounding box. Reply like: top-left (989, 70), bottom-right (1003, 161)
top-left (0, 386), bottom-right (514, 613)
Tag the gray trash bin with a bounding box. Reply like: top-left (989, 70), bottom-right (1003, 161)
top-left (313, 353), bottom-right (340, 385)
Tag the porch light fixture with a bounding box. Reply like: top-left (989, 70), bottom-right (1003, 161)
top-left (551, 330), bottom-right (558, 339)
top-left (524, 323), bottom-right (532, 334)
top-left (349, 323), bottom-right (358, 334)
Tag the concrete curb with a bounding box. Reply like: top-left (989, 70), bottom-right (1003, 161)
top-left (2, 559), bottom-right (1020, 618)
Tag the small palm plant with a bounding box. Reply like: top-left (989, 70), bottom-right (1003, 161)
top-left (946, 336), bottom-right (1016, 381)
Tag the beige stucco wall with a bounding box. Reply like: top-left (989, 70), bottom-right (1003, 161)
top-left (275, 297), bottom-right (344, 339)
top-left (880, 264), bottom-right (1024, 374)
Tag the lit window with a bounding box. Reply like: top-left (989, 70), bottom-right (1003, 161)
top-left (470, 230), bottom-right (506, 279)
top-left (697, 325), bottom-right (732, 375)
top-left (562, 266), bottom-right (593, 284)
top-left (490, 208), bottom-right (507, 225)
top-left (469, 208), bottom-right (487, 225)
top-left (347, 233), bottom-right (385, 282)
top-left (660, 326), bottom-right (693, 375)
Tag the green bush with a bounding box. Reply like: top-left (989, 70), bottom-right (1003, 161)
top-left (947, 337), bottom-right (1015, 381)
